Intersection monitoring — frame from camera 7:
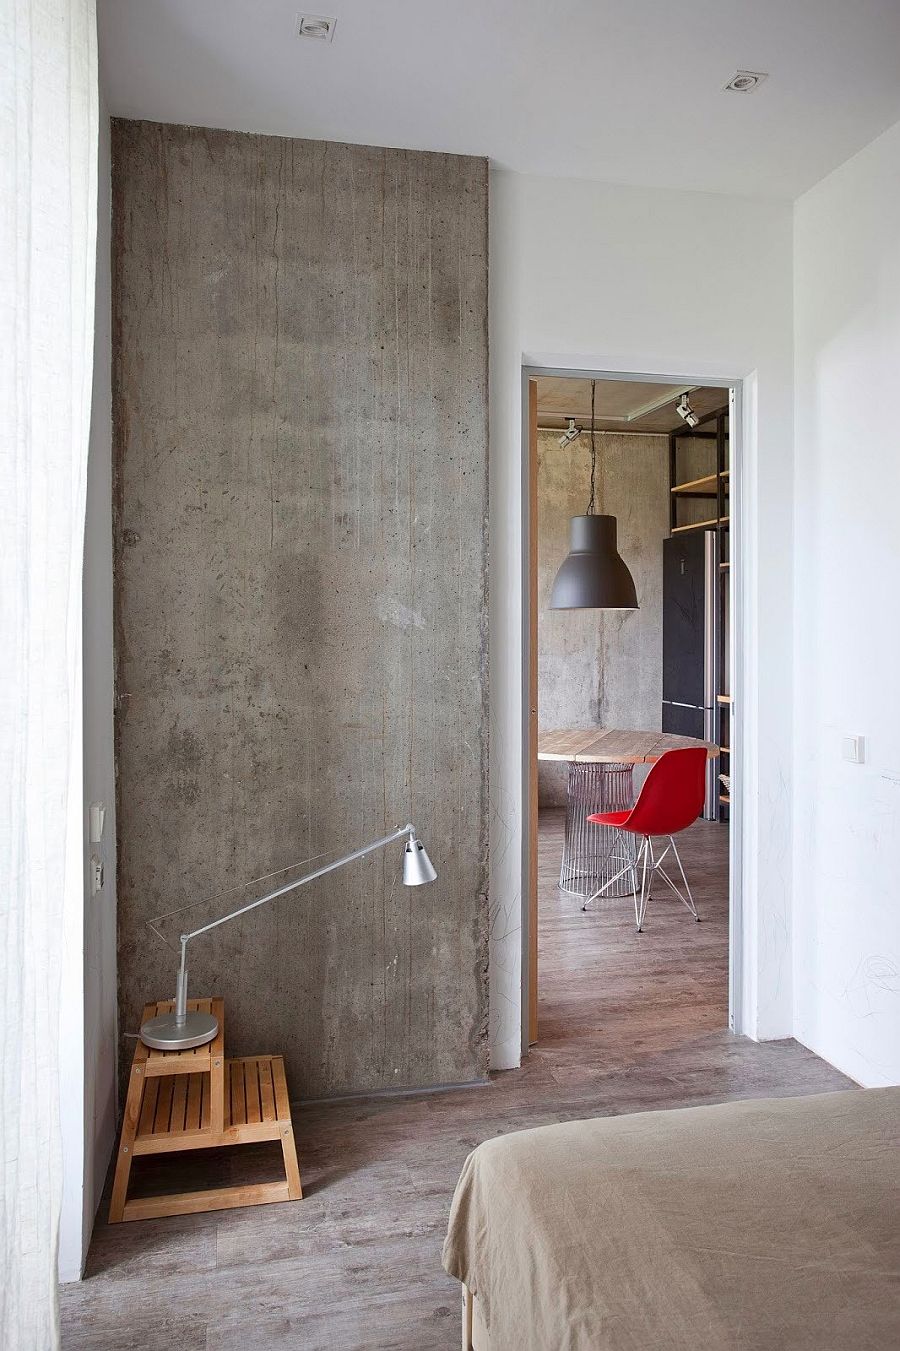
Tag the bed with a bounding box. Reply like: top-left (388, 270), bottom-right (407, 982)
top-left (443, 1088), bottom-right (899, 1350)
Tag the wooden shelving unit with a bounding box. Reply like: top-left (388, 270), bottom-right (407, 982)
top-left (669, 403), bottom-right (731, 822)
top-left (670, 472), bottom-right (718, 495)
top-left (670, 514), bottom-right (729, 534)
top-left (109, 998), bottom-right (302, 1223)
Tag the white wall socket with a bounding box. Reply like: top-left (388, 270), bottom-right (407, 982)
top-left (842, 734), bottom-right (865, 764)
top-left (90, 801), bottom-right (106, 844)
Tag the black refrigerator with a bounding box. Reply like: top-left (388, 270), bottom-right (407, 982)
top-left (662, 530), bottom-right (719, 820)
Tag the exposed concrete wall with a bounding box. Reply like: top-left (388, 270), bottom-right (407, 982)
top-left (537, 430), bottom-right (668, 805)
top-left (111, 121), bottom-right (489, 1098)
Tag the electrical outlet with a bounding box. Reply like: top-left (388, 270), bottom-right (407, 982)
top-left (91, 857), bottom-right (104, 895)
top-left (90, 801), bottom-right (105, 844)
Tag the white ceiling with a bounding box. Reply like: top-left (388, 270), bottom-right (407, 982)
top-left (98, 0), bottom-right (900, 200)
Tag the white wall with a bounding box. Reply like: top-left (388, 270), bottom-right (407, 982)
top-left (82, 100), bottom-right (118, 1256)
top-left (60, 102), bottom-right (117, 1282)
top-left (793, 119), bottom-right (900, 1088)
top-left (489, 170), bottom-right (795, 1067)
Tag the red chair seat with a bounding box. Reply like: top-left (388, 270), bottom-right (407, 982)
top-left (587, 810), bottom-right (631, 828)
top-left (590, 748), bottom-right (708, 838)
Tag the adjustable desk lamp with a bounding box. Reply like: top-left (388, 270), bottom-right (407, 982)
top-left (140, 823), bottom-right (437, 1051)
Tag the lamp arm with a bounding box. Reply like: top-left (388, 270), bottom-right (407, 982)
top-left (171, 823), bottom-right (417, 1019)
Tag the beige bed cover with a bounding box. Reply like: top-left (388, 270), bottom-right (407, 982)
top-left (443, 1089), bottom-right (899, 1350)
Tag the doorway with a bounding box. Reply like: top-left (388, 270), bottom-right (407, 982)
top-left (523, 369), bottom-right (741, 1059)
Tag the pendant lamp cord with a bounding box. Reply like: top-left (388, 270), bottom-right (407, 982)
top-left (587, 379), bottom-right (597, 514)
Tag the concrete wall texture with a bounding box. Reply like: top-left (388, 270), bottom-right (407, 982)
top-left (111, 120), bottom-right (489, 1098)
top-left (537, 429), bottom-right (668, 805)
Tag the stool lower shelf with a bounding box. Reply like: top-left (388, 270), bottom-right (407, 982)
top-left (110, 999), bottom-right (302, 1222)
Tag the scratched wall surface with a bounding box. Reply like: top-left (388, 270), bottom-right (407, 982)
top-left (111, 120), bottom-right (489, 1098)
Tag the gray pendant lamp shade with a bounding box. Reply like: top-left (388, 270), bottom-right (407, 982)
top-left (548, 378), bottom-right (639, 611)
top-left (549, 514), bottom-right (638, 610)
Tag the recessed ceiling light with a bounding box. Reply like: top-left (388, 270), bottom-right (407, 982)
top-left (723, 70), bottom-right (768, 93)
top-left (297, 14), bottom-right (337, 42)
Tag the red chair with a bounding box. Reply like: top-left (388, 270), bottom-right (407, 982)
top-left (583, 747), bottom-right (707, 931)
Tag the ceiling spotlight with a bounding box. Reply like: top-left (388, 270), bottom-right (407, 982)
top-left (296, 14), bottom-right (337, 41)
top-left (558, 418), bottom-right (583, 448)
top-left (676, 394), bottom-right (700, 429)
top-left (723, 70), bottom-right (768, 93)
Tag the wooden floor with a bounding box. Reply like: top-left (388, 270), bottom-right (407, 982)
top-left (61, 812), bottom-right (854, 1349)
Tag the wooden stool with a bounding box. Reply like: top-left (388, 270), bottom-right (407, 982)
top-left (109, 997), bottom-right (302, 1222)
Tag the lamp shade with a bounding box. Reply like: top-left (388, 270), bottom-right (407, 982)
top-left (549, 514), bottom-right (638, 610)
top-left (403, 835), bottom-right (437, 886)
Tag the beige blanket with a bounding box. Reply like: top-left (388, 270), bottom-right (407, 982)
top-left (443, 1089), bottom-right (900, 1350)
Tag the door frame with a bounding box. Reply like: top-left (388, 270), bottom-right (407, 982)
top-left (521, 365), bottom-right (744, 1054)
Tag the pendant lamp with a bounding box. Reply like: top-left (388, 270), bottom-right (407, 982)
top-left (549, 380), bottom-right (639, 611)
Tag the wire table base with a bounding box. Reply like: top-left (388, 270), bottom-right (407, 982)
top-left (558, 761), bottom-right (637, 899)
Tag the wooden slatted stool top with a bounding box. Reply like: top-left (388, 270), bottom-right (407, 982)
top-left (134, 1054), bottom-right (295, 1154)
top-left (140, 996), bottom-right (225, 1076)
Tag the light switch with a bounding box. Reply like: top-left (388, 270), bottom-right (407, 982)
top-left (842, 735), bottom-right (865, 764)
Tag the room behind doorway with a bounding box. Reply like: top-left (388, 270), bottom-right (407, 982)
top-left (525, 372), bottom-right (737, 1071)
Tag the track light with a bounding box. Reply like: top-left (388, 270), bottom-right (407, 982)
top-left (558, 418), bottom-right (583, 448)
top-left (676, 394), bottom-right (700, 429)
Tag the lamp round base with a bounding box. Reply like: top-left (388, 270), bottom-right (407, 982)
top-left (139, 1011), bottom-right (219, 1051)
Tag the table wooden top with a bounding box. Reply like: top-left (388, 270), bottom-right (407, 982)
top-left (537, 728), bottom-right (719, 764)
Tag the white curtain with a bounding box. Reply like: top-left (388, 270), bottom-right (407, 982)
top-left (1, 1), bottom-right (98, 1345)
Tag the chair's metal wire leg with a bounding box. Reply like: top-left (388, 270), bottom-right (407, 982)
top-left (651, 838), bottom-right (685, 908)
top-left (652, 840), bottom-right (672, 870)
top-left (578, 826), bottom-right (635, 913)
top-left (633, 839), bottom-right (644, 929)
top-left (635, 838), bottom-right (650, 931)
top-left (576, 826), bottom-right (620, 899)
top-left (655, 864), bottom-right (687, 902)
top-left (607, 829), bottom-right (639, 902)
top-left (581, 860), bottom-right (635, 911)
top-left (591, 832), bottom-right (698, 931)
top-left (669, 835), bottom-right (700, 921)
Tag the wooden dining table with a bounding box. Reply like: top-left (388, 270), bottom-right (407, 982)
top-left (538, 728), bottom-right (719, 899)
